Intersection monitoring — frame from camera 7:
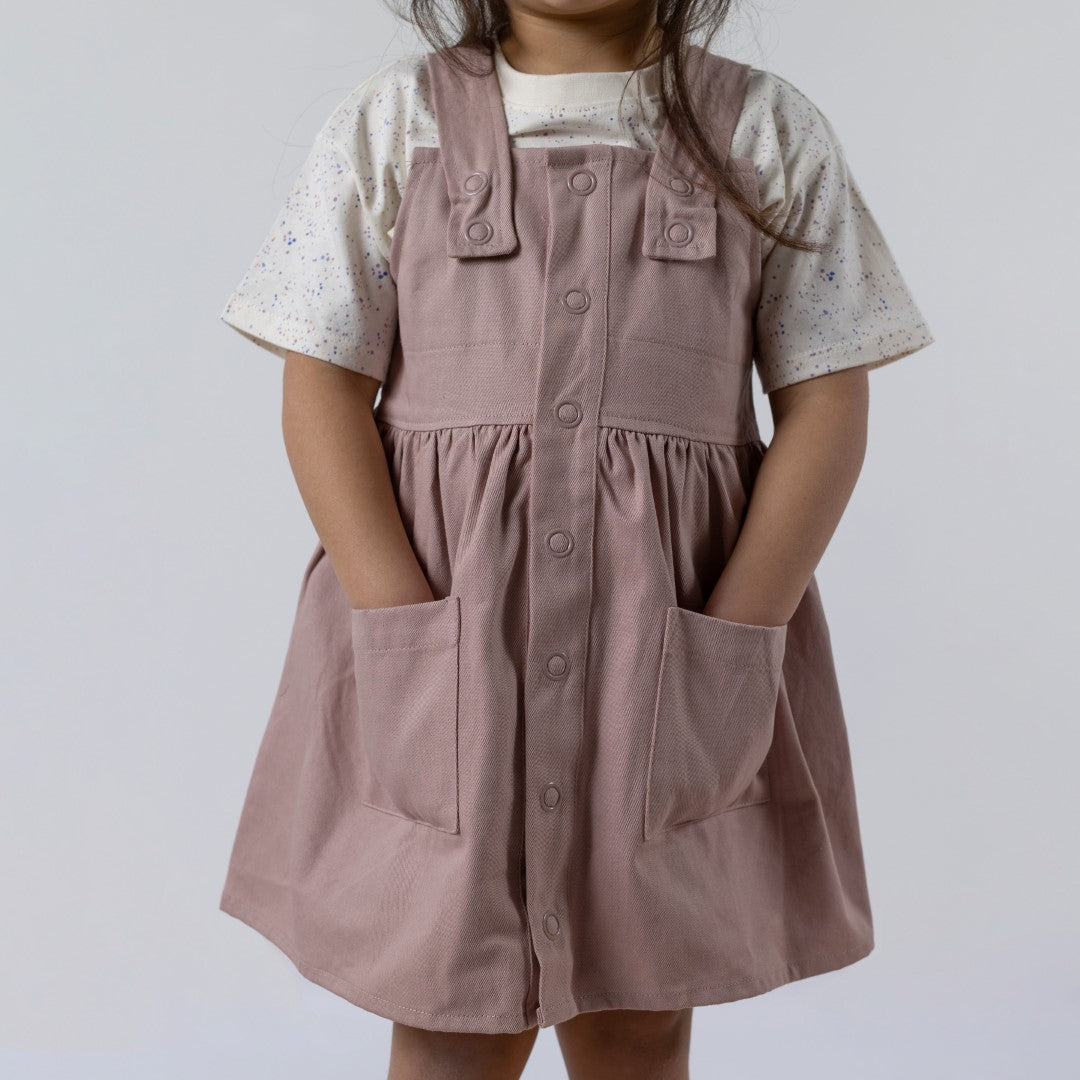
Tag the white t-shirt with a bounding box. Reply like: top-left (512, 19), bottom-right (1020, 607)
top-left (221, 38), bottom-right (935, 394)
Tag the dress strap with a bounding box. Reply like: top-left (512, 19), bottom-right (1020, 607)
top-left (427, 43), bottom-right (519, 259)
top-left (642, 45), bottom-right (752, 262)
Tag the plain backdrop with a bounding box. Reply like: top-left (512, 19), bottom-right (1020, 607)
top-left (2, 1), bottom-right (1077, 1077)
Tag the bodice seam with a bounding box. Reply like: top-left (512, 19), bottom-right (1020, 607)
top-left (374, 415), bottom-right (763, 449)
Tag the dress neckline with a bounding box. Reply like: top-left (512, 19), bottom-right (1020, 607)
top-left (425, 41), bottom-right (741, 263)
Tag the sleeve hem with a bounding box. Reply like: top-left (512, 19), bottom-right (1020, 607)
top-left (219, 301), bottom-right (390, 381)
top-left (757, 321), bottom-right (936, 394)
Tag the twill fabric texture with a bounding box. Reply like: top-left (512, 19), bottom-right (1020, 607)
top-left (219, 42), bottom-right (875, 1033)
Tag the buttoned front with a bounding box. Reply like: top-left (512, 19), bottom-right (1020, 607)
top-left (562, 288), bottom-right (590, 312)
top-left (545, 653), bottom-right (569, 680)
top-left (540, 782), bottom-right (562, 809)
top-left (219, 41), bottom-right (876, 1034)
top-left (554, 400), bottom-right (582, 426)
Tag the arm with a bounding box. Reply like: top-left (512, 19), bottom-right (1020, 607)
top-left (281, 350), bottom-right (434, 610)
top-left (704, 365), bottom-right (869, 627)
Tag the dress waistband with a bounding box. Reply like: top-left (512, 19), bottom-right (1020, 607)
top-left (375, 337), bottom-right (762, 446)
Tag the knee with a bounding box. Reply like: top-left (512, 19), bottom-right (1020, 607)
top-left (389, 1022), bottom-right (539, 1080)
top-left (556, 1008), bottom-right (692, 1080)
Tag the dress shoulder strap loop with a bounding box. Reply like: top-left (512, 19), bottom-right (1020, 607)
top-left (642, 45), bottom-right (752, 263)
top-left (427, 43), bottom-right (519, 259)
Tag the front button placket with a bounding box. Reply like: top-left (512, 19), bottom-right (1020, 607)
top-left (521, 146), bottom-right (613, 1025)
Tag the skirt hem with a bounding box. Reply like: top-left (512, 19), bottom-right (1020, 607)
top-left (220, 888), bottom-right (875, 1034)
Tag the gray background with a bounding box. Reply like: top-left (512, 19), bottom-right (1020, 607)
top-left (2, 1), bottom-right (1076, 1077)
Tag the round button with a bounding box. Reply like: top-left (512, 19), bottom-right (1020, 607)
top-left (563, 289), bottom-right (591, 313)
top-left (567, 168), bottom-right (597, 195)
top-left (463, 171), bottom-right (490, 195)
top-left (667, 175), bottom-right (694, 196)
top-left (540, 782), bottom-right (561, 810)
top-left (545, 530), bottom-right (573, 557)
top-left (554, 400), bottom-right (582, 427)
top-left (545, 652), bottom-right (570, 680)
top-left (543, 911), bottom-right (561, 938)
top-left (666, 221), bottom-right (694, 246)
top-left (466, 220), bottom-right (494, 243)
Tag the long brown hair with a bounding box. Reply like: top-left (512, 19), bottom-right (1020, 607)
top-left (385, 0), bottom-right (825, 254)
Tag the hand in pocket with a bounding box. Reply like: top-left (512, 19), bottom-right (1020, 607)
top-left (644, 605), bottom-right (787, 839)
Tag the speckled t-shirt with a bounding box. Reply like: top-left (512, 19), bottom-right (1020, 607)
top-left (221, 38), bottom-right (934, 393)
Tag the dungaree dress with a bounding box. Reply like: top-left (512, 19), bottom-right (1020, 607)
top-left (219, 41), bottom-right (875, 1033)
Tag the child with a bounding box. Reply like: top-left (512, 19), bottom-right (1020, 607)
top-left (218, 6), bottom-right (934, 1078)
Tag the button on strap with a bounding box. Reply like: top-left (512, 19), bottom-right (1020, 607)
top-left (642, 179), bottom-right (718, 261)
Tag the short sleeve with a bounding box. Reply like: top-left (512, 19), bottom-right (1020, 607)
top-left (752, 96), bottom-right (935, 394)
top-left (219, 123), bottom-right (398, 381)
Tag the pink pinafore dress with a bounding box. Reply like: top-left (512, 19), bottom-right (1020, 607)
top-left (219, 41), bottom-right (875, 1033)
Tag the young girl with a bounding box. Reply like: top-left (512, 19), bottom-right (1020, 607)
top-left (218, 3), bottom-right (934, 1077)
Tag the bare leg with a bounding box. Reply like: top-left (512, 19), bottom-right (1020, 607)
top-left (388, 1021), bottom-right (540, 1080)
top-left (555, 1008), bottom-right (693, 1080)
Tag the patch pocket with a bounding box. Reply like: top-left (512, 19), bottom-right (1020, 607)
top-left (643, 605), bottom-right (787, 840)
top-left (351, 594), bottom-right (461, 833)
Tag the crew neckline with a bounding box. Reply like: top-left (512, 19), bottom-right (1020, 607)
top-left (492, 35), bottom-right (662, 107)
